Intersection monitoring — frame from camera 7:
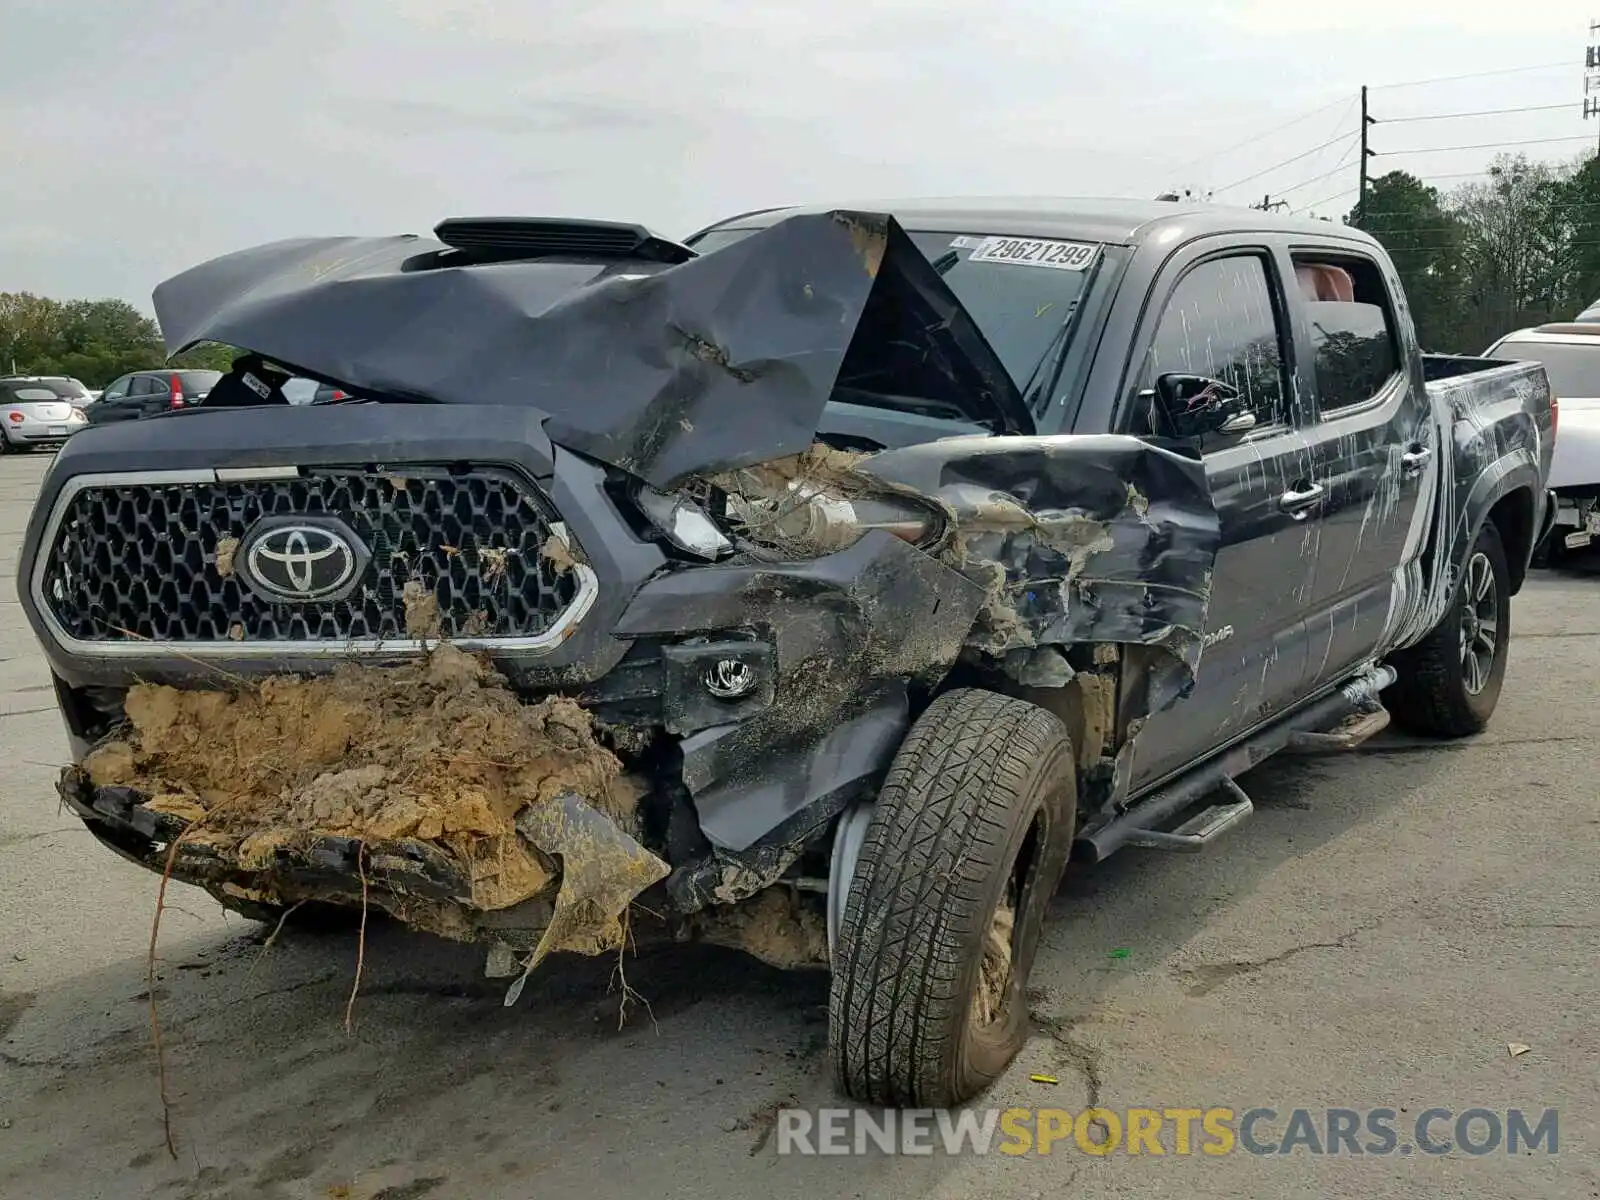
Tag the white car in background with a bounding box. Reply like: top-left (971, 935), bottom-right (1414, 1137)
top-left (0, 376), bottom-right (91, 451)
top-left (1486, 323), bottom-right (1600, 555)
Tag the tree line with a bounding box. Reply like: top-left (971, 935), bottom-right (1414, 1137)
top-left (0, 293), bottom-right (233, 386)
top-left (1353, 150), bottom-right (1600, 354)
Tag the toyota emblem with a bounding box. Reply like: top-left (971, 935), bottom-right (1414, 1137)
top-left (236, 517), bottom-right (369, 603)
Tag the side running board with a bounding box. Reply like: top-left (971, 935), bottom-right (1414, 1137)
top-left (1078, 663), bottom-right (1396, 862)
top-left (1284, 707), bottom-right (1391, 754)
top-left (1126, 777), bottom-right (1255, 853)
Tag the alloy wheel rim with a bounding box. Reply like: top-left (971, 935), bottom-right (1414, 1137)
top-left (1458, 550), bottom-right (1498, 696)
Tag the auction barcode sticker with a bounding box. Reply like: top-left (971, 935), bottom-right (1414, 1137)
top-left (967, 237), bottom-right (1099, 271)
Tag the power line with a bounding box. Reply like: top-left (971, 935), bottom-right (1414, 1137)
top-left (1408, 169), bottom-right (1502, 182)
top-left (1284, 136), bottom-right (1366, 213)
top-left (1377, 102), bottom-right (1578, 124)
top-left (1293, 189), bottom-right (1357, 215)
top-left (1347, 173), bottom-right (1590, 218)
top-left (1374, 134), bottom-right (1597, 157)
top-left (1159, 94), bottom-right (1354, 176)
top-left (1214, 130), bottom-right (1360, 192)
top-left (1293, 164), bottom-right (1521, 214)
top-left (1328, 130), bottom-right (1363, 174)
top-left (1158, 60), bottom-right (1580, 201)
top-left (1371, 61), bottom-right (1570, 91)
top-left (1271, 160), bottom-right (1363, 198)
top-left (1365, 199), bottom-right (1600, 222)
top-left (1395, 239), bottom-right (1600, 251)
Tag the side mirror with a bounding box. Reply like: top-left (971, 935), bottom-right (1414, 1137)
top-left (1153, 373), bottom-right (1256, 440)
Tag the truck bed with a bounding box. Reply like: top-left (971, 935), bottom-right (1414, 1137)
top-left (1382, 354), bottom-right (1553, 655)
top-left (1421, 352), bottom-right (1514, 385)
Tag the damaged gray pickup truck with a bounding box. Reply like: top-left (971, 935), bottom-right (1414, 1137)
top-left (20, 199), bottom-right (1556, 1107)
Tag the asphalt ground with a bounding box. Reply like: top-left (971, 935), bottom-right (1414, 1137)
top-left (1, 449), bottom-right (1595, 1199)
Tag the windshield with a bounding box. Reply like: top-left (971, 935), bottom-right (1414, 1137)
top-left (1488, 339), bottom-right (1600, 397)
top-left (689, 225), bottom-right (1103, 400)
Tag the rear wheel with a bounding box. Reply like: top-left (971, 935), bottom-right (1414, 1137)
top-left (1387, 520), bottom-right (1511, 737)
top-left (830, 689), bottom-right (1076, 1107)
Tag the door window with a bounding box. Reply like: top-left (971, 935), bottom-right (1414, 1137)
top-left (1292, 255), bottom-right (1402, 413)
top-left (101, 376), bottom-right (131, 401)
top-left (130, 376), bottom-right (161, 397)
top-left (1139, 254), bottom-right (1291, 444)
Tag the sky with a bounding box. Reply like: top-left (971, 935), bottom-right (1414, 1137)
top-left (0, 0), bottom-right (1588, 310)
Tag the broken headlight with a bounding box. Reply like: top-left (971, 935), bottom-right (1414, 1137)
top-left (634, 485), bottom-right (733, 559)
top-left (716, 476), bottom-right (946, 557)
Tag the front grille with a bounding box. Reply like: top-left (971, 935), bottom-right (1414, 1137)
top-left (39, 467), bottom-right (584, 647)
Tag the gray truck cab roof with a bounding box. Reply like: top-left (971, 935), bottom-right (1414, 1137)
top-left (688, 196), bottom-right (1383, 251)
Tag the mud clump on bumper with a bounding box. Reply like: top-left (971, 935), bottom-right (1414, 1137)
top-left (71, 645), bottom-right (666, 954)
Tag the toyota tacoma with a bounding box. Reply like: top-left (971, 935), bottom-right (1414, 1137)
top-left (19, 199), bottom-right (1555, 1106)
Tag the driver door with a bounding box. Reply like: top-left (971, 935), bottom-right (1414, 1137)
top-left (1121, 246), bottom-right (1317, 789)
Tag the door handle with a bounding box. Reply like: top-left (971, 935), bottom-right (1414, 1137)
top-left (1400, 445), bottom-right (1433, 476)
top-left (1279, 482), bottom-right (1325, 520)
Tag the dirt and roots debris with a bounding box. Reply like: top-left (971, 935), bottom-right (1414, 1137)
top-left (975, 902), bottom-right (1015, 1026)
top-left (541, 533), bottom-right (579, 575)
top-left (213, 536), bottom-right (238, 579)
top-left (401, 579), bottom-right (442, 639)
top-left (696, 886), bottom-right (829, 969)
top-left (82, 646), bottom-right (663, 949)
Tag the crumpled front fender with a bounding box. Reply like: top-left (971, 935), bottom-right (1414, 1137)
top-left (860, 432), bottom-right (1221, 710)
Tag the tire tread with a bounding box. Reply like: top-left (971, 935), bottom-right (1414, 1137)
top-left (831, 688), bottom-right (1071, 1107)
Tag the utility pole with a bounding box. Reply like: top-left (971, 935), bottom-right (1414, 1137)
top-left (1586, 21), bottom-right (1600, 155)
top-left (1356, 85), bottom-right (1375, 228)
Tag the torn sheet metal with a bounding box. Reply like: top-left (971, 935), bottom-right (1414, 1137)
top-left (512, 791), bottom-right (669, 973)
top-left (857, 434), bottom-right (1222, 709)
top-left (616, 531), bottom-right (987, 853)
top-left (152, 211), bottom-right (1029, 488)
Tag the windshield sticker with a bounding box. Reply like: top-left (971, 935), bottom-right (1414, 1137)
top-left (967, 237), bottom-right (1099, 271)
top-left (948, 236), bottom-right (984, 249)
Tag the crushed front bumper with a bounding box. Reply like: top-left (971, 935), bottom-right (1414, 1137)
top-left (24, 405), bottom-right (998, 916)
top-left (61, 771), bottom-right (476, 910)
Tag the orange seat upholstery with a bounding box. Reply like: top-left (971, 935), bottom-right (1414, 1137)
top-left (1296, 264), bottom-right (1355, 303)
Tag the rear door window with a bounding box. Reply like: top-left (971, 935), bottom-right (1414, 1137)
top-left (1292, 254), bottom-right (1403, 413)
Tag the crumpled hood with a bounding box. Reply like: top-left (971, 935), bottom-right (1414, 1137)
top-left (152, 210), bottom-right (1030, 488)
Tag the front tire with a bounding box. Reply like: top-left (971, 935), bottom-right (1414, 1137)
top-left (830, 689), bottom-right (1076, 1107)
top-left (1387, 520), bottom-right (1511, 737)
